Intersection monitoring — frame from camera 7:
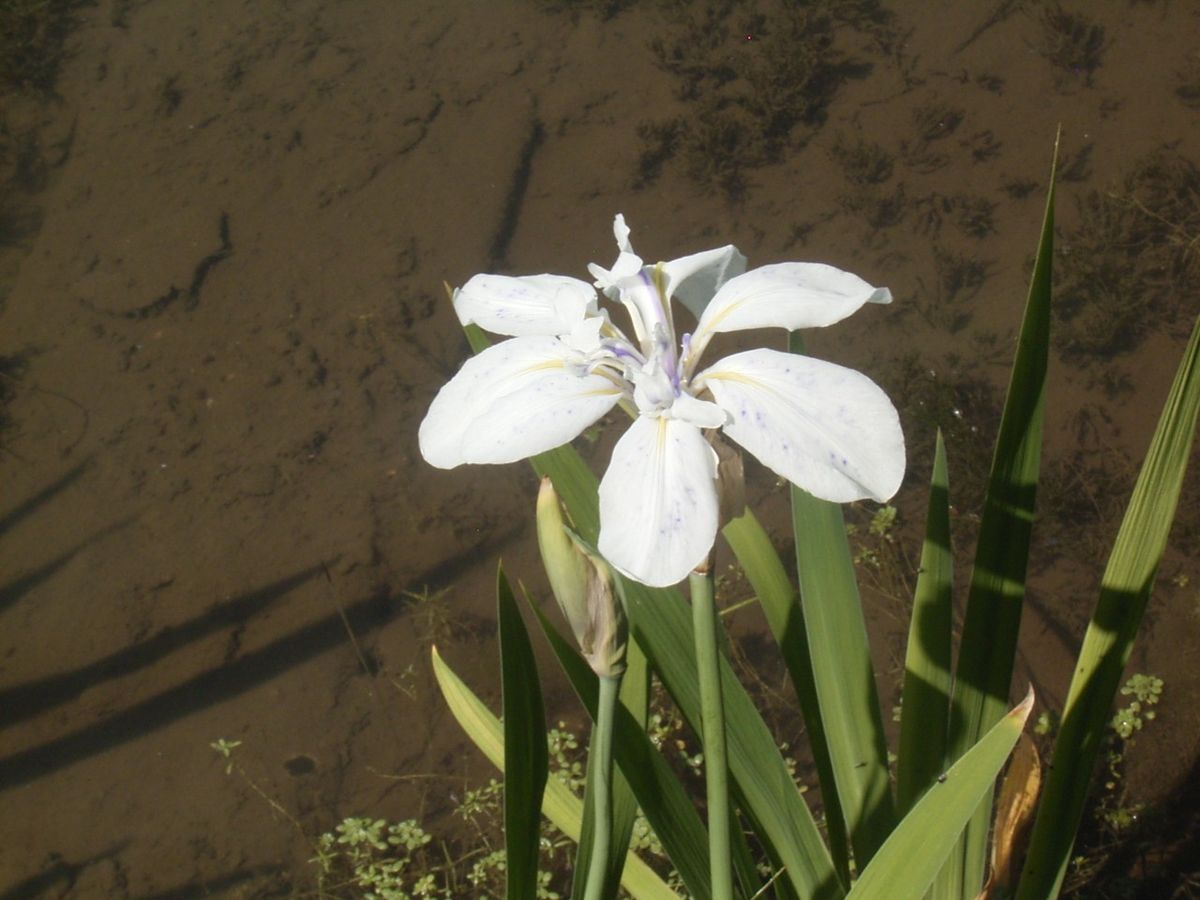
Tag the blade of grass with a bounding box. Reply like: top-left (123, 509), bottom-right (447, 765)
top-left (431, 646), bottom-right (682, 900)
top-left (691, 568), bottom-right (734, 900)
top-left (897, 430), bottom-right (953, 815)
top-left (848, 690), bottom-right (1034, 900)
top-left (498, 567), bottom-right (549, 900)
top-left (941, 137), bottom-right (1057, 899)
top-left (787, 330), bottom-right (896, 869)
top-left (1016, 316), bottom-right (1200, 899)
top-left (723, 509), bottom-right (852, 886)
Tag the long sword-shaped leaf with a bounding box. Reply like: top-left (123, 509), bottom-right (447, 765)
top-left (849, 690), bottom-right (1034, 900)
top-left (1016, 316), bottom-right (1200, 899)
top-left (942, 141), bottom-right (1057, 899)
top-left (897, 431), bottom-right (954, 815)
top-left (498, 568), bottom-right (549, 900)
top-left (786, 331), bottom-right (896, 868)
top-left (431, 646), bottom-right (681, 900)
top-left (723, 509), bottom-right (852, 887)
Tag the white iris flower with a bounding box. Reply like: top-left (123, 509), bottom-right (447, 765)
top-left (419, 214), bottom-right (905, 587)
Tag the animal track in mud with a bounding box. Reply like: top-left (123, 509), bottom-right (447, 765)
top-left (81, 213), bottom-right (233, 320)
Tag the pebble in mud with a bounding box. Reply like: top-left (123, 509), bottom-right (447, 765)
top-left (283, 754), bottom-right (316, 777)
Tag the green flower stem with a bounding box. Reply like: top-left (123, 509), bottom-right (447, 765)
top-left (583, 673), bottom-right (620, 900)
top-left (690, 567), bottom-right (733, 900)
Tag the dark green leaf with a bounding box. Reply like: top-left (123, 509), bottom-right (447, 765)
top-left (897, 431), bottom-right (953, 815)
top-left (499, 567), bottom-right (549, 900)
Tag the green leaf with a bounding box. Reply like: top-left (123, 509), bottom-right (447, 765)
top-left (786, 333), bottom-right (896, 867)
top-left (723, 509), bottom-right (852, 885)
top-left (1016, 316), bottom-right (1200, 899)
top-left (942, 139), bottom-right (1057, 898)
top-left (431, 646), bottom-right (682, 900)
top-left (848, 690), bottom-right (1034, 900)
top-left (498, 567), bottom-right (549, 900)
top-left (897, 430), bottom-right (954, 815)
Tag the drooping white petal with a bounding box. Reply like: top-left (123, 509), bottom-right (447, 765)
top-left (691, 263), bottom-right (892, 356)
top-left (454, 274), bottom-right (598, 337)
top-left (419, 336), bottom-right (623, 468)
top-left (697, 348), bottom-right (905, 503)
top-left (662, 244), bottom-right (748, 322)
top-left (598, 415), bottom-right (720, 587)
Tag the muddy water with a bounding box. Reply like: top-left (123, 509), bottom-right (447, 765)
top-left (1, 1), bottom-right (1198, 896)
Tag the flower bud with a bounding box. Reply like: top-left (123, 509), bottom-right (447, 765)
top-left (578, 544), bottom-right (627, 679)
top-left (536, 477), bottom-right (591, 646)
top-left (536, 477), bottom-right (627, 679)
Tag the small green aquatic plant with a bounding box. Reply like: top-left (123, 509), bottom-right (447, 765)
top-left (1110, 673), bottom-right (1162, 740)
top-left (420, 138), bottom-right (1200, 900)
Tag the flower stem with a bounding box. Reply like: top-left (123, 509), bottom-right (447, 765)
top-left (691, 567), bottom-right (733, 900)
top-left (583, 673), bottom-right (620, 900)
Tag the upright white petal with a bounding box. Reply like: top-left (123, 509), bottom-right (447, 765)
top-left (612, 213), bottom-right (634, 254)
top-left (598, 416), bottom-right (719, 587)
top-left (698, 348), bottom-right (905, 503)
top-left (691, 263), bottom-right (891, 358)
top-left (419, 336), bottom-right (622, 468)
top-left (455, 274), bottom-right (597, 337)
top-left (662, 244), bottom-right (748, 322)
top-left (589, 215), bottom-right (644, 300)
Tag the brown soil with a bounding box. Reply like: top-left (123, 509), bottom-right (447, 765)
top-left (2, 1), bottom-right (1198, 897)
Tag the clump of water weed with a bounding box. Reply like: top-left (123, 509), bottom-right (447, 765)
top-left (914, 192), bottom-right (997, 240)
top-left (1034, 4), bottom-right (1106, 89)
top-left (882, 349), bottom-right (1002, 512)
top-left (639, 0), bottom-right (890, 197)
top-left (831, 133), bottom-right (894, 186)
top-left (0, 0), bottom-right (89, 93)
top-left (900, 99), bottom-right (964, 173)
top-left (915, 248), bottom-right (990, 334)
top-left (533, 0), bottom-right (636, 21)
top-left (1176, 52), bottom-right (1200, 109)
top-left (1036, 405), bottom-right (1137, 571)
top-left (1055, 146), bottom-right (1200, 360)
top-left (0, 350), bottom-right (29, 449)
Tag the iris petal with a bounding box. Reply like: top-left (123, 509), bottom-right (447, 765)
top-left (662, 244), bottom-right (748, 322)
top-left (455, 273), bottom-right (597, 337)
top-left (691, 263), bottom-right (891, 357)
top-left (419, 336), bottom-right (622, 468)
top-left (698, 348), bottom-right (905, 503)
top-left (598, 415), bottom-right (719, 587)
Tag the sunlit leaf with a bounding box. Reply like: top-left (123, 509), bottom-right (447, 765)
top-left (848, 690), bottom-right (1034, 900)
top-left (1016, 315), bottom-right (1200, 898)
top-left (897, 431), bottom-right (953, 815)
top-left (942, 137), bottom-right (1057, 899)
top-left (431, 646), bottom-right (682, 900)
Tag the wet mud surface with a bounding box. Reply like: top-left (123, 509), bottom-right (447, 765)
top-left (1, 1), bottom-right (1199, 896)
